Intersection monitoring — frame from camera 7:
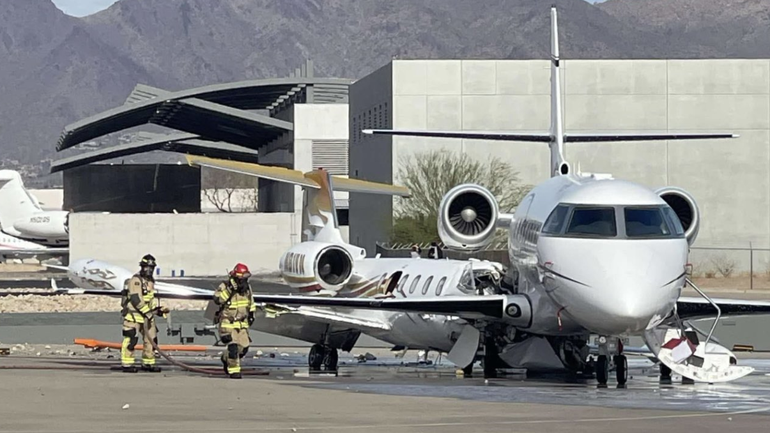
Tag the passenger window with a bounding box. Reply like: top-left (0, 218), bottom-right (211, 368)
top-left (566, 207), bottom-right (617, 237)
top-left (625, 207), bottom-right (671, 238)
top-left (398, 275), bottom-right (409, 294)
top-left (421, 276), bottom-right (433, 295)
top-left (661, 206), bottom-right (685, 236)
top-left (435, 277), bottom-right (447, 296)
top-left (543, 205), bottom-right (570, 234)
top-left (409, 276), bottom-right (421, 294)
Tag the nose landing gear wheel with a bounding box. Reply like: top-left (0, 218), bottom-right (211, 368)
top-left (596, 355), bottom-right (609, 386)
top-left (309, 344), bottom-right (325, 371)
top-left (614, 355), bottom-right (627, 386)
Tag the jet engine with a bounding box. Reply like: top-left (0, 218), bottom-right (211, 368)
top-left (438, 184), bottom-right (500, 250)
top-left (279, 241), bottom-right (354, 292)
top-left (656, 187), bottom-right (700, 245)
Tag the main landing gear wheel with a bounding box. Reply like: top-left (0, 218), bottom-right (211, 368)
top-left (323, 348), bottom-right (339, 371)
top-left (595, 355), bottom-right (609, 386)
top-left (309, 344), bottom-right (325, 371)
top-left (614, 355), bottom-right (628, 386)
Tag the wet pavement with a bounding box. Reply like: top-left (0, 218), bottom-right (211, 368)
top-left (2, 351), bottom-right (770, 432)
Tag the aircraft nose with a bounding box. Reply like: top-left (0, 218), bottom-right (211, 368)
top-left (590, 279), bottom-right (676, 334)
top-left (539, 237), bottom-right (686, 335)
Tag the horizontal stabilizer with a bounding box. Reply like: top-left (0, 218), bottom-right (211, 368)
top-left (362, 129), bottom-right (737, 144)
top-left (565, 133), bottom-right (738, 143)
top-left (187, 155), bottom-right (409, 197)
top-left (363, 129), bottom-right (552, 142)
top-left (187, 155), bottom-right (319, 188)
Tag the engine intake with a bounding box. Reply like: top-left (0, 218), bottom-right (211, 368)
top-left (438, 184), bottom-right (500, 250)
top-left (279, 242), bottom-right (354, 292)
top-left (655, 187), bottom-right (700, 245)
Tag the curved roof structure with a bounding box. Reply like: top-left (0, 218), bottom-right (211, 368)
top-left (50, 133), bottom-right (259, 174)
top-left (53, 74), bottom-right (352, 174)
top-left (56, 77), bottom-right (352, 152)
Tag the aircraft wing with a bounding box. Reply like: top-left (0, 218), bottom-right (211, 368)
top-left (261, 304), bottom-right (392, 332)
top-left (57, 288), bottom-right (507, 321)
top-left (677, 297), bottom-right (770, 321)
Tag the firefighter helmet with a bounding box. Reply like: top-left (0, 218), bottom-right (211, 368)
top-left (139, 254), bottom-right (157, 267)
top-left (230, 263), bottom-right (251, 279)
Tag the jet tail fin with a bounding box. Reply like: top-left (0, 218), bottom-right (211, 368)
top-left (0, 170), bottom-right (42, 236)
top-left (186, 155), bottom-right (409, 243)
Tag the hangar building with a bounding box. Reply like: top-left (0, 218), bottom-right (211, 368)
top-left (54, 62), bottom-right (353, 275)
top-left (350, 59), bottom-right (770, 268)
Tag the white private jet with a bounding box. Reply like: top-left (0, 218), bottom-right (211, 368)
top-left (55, 7), bottom-right (770, 385)
top-left (0, 170), bottom-right (69, 247)
top-left (55, 165), bottom-right (506, 372)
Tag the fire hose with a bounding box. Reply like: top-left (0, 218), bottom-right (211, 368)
top-left (143, 311), bottom-right (268, 376)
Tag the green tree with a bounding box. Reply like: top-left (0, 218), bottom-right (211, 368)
top-left (391, 150), bottom-right (528, 245)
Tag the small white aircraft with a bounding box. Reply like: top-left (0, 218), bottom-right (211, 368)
top-left (0, 170), bottom-right (69, 247)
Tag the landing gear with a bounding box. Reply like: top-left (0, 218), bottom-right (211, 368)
top-left (323, 347), bottom-right (339, 371)
top-left (483, 335), bottom-right (499, 378)
top-left (309, 344), bottom-right (338, 372)
top-left (309, 344), bottom-right (325, 371)
top-left (614, 355), bottom-right (627, 386)
top-left (595, 336), bottom-right (626, 387)
top-left (659, 363), bottom-right (672, 384)
top-left (595, 355), bottom-right (609, 386)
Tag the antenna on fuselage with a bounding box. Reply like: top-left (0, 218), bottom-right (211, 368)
top-left (549, 6), bottom-right (568, 178)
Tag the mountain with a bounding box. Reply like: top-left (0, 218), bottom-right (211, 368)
top-left (0, 0), bottom-right (768, 186)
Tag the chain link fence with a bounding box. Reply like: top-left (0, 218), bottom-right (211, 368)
top-left (377, 242), bottom-right (770, 291)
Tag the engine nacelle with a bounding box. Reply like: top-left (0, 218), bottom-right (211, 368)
top-left (655, 187), bottom-right (700, 246)
top-left (13, 211), bottom-right (69, 239)
top-left (502, 295), bottom-right (533, 329)
top-left (438, 184), bottom-right (500, 250)
top-left (279, 241), bottom-right (354, 292)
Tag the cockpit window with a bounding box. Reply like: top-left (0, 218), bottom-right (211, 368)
top-left (543, 205), bottom-right (570, 234)
top-left (661, 206), bottom-right (685, 236)
top-left (623, 206), bottom-right (684, 238)
top-left (566, 207), bottom-right (617, 237)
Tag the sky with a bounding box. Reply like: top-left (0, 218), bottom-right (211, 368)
top-left (51, 0), bottom-right (119, 17)
top-left (51, 0), bottom-right (607, 18)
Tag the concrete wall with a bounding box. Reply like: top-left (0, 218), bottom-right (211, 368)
top-left (29, 189), bottom-right (63, 211)
top-left (70, 212), bottom-right (294, 276)
top-left (349, 63), bottom-right (394, 252)
top-left (350, 59), bottom-right (770, 256)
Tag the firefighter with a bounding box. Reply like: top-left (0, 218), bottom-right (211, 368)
top-left (120, 254), bottom-right (168, 373)
top-left (214, 263), bottom-right (256, 379)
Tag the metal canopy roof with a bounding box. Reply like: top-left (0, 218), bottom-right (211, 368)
top-left (50, 133), bottom-right (259, 173)
top-left (56, 77), bottom-right (352, 152)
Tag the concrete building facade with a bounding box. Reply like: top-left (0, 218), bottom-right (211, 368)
top-left (350, 59), bottom-right (770, 269)
top-left (69, 212), bottom-right (294, 276)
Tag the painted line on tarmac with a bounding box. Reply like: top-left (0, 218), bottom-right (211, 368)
top-left (5, 406), bottom-right (769, 433)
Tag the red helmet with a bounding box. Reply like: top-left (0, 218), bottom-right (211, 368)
top-left (230, 263), bottom-right (251, 279)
